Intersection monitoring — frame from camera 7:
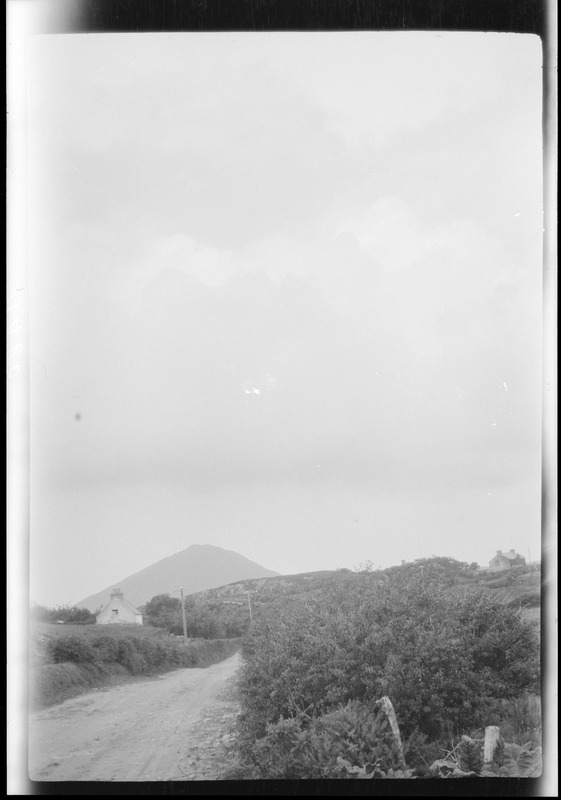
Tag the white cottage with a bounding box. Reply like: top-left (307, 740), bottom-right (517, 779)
top-left (96, 588), bottom-right (143, 625)
top-left (488, 549), bottom-right (526, 571)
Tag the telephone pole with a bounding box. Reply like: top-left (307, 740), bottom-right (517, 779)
top-left (247, 592), bottom-right (253, 623)
top-left (180, 587), bottom-right (188, 642)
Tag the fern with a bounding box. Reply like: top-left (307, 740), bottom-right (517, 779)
top-left (501, 742), bottom-right (542, 777)
top-left (457, 735), bottom-right (483, 774)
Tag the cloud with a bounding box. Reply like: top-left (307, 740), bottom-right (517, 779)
top-left (32, 240), bottom-right (541, 502)
top-left (137, 233), bottom-right (236, 292)
top-left (25, 33), bottom-right (544, 607)
top-left (331, 196), bottom-right (538, 347)
top-left (268, 33), bottom-right (539, 150)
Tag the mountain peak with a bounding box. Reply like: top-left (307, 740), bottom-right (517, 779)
top-left (76, 546), bottom-right (279, 612)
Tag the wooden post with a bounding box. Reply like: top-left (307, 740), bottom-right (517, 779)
top-left (484, 726), bottom-right (500, 764)
top-left (180, 587), bottom-right (188, 642)
top-left (247, 592), bottom-right (253, 622)
top-left (376, 696), bottom-right (406, 769)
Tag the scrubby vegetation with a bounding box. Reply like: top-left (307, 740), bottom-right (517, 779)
top-left (228, 699), bottom-right (411, 779)
top-left (141, 592), bottom-right (249, 638)
top-left (30, 623), bottom-right (240, 709)
top-left (229, 560), bottom-right (541, 779)
top-left (167, 558), bottom-right (540, 644)
top-left (29, 557), bottom-right (542, 777)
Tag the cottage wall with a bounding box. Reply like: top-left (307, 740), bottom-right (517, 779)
top-left (489, 554), bottom-right (510, 571)
top-left (96, 590), bottom-right (143, 625)
top-left (488, 550), bottom-right (526, 571)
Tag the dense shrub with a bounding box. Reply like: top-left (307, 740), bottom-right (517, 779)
top-left (117, 637), bottom-right (148, 673)
top-left (90, 635), bottom-right (120, 662)
top-left (46, 635), bottom-right (96, 664)
top-left (237, 565), bottom-right (539, 762)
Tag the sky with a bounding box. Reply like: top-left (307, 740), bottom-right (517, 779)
top-left (24, 32), bottom-right (545, 607)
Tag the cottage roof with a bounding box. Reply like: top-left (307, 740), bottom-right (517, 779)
top-left (97, 592), bottom-right (142, 617)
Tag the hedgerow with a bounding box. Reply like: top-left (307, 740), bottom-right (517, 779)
top-left (39, 630), bottom-right (240, 674)
top-left (32, 631), bottom-right (240, 708)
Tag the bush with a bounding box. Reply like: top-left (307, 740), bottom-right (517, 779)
top-left (142, 594), bottom-right (182, 632)
top-left (236, 566), bottom-right (540, 764)
top-left (46, 636), bottom-right (96, 664)
top-left (116, 637), bottom-right (147, 673)
top-left (90, 635), bottom-right (120, 663)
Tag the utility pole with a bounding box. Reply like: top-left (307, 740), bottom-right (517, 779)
top-left (247, 591), bottom-right (253, 623)
top-left (180, 587), bottom-right (188, 642)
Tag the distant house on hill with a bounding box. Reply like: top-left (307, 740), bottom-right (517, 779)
top-left (488, 549), bottom-right (526, 571)
top-left (96, 588), bottom-right (143, 625)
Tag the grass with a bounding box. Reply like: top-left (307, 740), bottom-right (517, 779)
top-left (496, 693), bottom-right (542, 748)
top-left (467, 692), bottom-right (542, 750)
top-left (31, 660), bottom-right (134, 708)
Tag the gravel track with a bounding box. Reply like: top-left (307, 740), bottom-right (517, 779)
top-left (29, 652), bottom-right (241, 782)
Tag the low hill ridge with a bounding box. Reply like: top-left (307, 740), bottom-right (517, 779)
top-left (76, 544), bottom-right (279, 612)
top-left (191, 558), bottom-right (541, 608)
top-left (183, 558), bottom-right (540, 637)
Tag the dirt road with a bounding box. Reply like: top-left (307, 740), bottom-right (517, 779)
top-left (29, 653), bottom-right (241, 782)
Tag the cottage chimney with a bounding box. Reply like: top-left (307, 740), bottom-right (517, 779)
top-left (110, 588), bottom-right (124, 599)
top-left (509, 549), bottom-right (516, 555)
top-left (496, 550), bottom-right (502, 555)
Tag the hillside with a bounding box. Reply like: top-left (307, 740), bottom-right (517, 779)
top-left (76, 544), bottom-right (279, 612)
top-left (193, 558), bottom-right (541, 606)
top-left (176, 557), bottom-right (541, 639)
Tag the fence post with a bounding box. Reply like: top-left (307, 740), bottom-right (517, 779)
top-left (375, 696), bottom-right (406, 769)
top-left (484, 725), bottom-right (500, 764)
